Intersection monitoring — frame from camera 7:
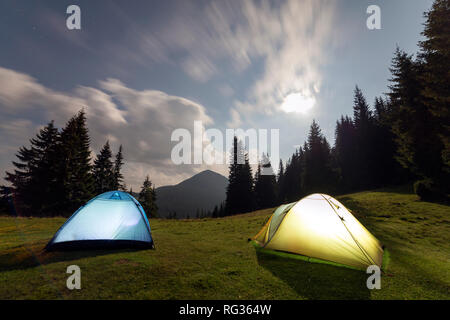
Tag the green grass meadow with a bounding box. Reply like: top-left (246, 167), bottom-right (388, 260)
top-left (0, 186), bottom-right (449, 299)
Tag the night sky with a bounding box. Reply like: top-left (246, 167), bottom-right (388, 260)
top-left (0, 0), bottom-right (433, 188)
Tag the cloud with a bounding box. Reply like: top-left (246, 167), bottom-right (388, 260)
top-left (136, 0), bottom-right (338, 122)
top-left (248, 0), bottom-right (337, 111)
top-left (0, 1), bottom-right (339, 187)
top-left (0, 67), bottom-right (127, 127)
top-left (226, 108), bottom-right (242, 128)
top-left (218, 84), bottom-right (234, 97)
top-left (181, 57), bottom-right (217, 83)
top-left (0, 66), bottom-right (224, 188)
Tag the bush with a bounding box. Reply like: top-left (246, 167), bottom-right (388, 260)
top-left (414, 179), bottom-right (441, 201)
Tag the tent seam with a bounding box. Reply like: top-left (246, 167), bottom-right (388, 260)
top-left (320, 194), bottom-right (376, 267)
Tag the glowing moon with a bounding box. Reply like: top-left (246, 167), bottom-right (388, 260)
top-left (280, 92), bottom-right (315, 114)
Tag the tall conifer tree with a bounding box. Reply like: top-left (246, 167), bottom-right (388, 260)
top-left (5, 121), bottom-right (60, 215)
top-left (387, 48), bottom-right (443, 183)
top-left (301, 120), bottom-right (335, 194)
top-left (418, 0), bottom-right (450, 188)
top-left (92, 141), bottom-right (114, 194)
top-left (225, 136), bottom-right (254, 215)
top-left (352, 86), bottom-right (376, 189)
top-left (112, 145), bottom-right (125, 190)
top-left (138, 175), bottom-right (158, 218)
top-left (254, 154), bottom-right (277, 209)
top-left (59, 110), bottom-right (94, 215)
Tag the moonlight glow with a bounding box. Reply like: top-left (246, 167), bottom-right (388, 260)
top-left (280, 92), bottom-right (316, 114)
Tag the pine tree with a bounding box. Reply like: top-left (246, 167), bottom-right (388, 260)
top-left (225, 136), bottom-right (254, 215)
top-left (218, 202), bottom-right (225, 217)
top-left (241, 153), bottom-right (255, 210)
top-left (334, 115), bottom-right (358, 191)
top-left (0, 185), bottom-right (13, 215)
top-left (277, 159), bottom-right (285, 203)
top-left (92, 141), bottom-right (114, 194)
top-left (353, 86), bottom-right (373, 130)
top-left (33, 121), bottom-right (62, 215)
top-left (301, 120), bottom-right (335, 194)
top-left (418, 0), bottom-right (450, 189)
top-left (387, 48), bottom-right (443, 183)
top-left (254, 154), bottom-right (277, 209)
top-left (112, 145), bottom-right (125, 190)
top-left (59, 110), bottom-right (94, 215)
top-left (4, 143), bottom-right (36, 214)
top-left (282, 147), bottom-right (304, 201)
top-left (138, 175), bottom-right (158, 218)
top-left (5, 121), bottom-right (60, 216)
top-left (254, 163), bottom-right (262, 207)
top-left (352, 86), bottom-right (376, 189)
top-left (372, 96), bottom-right (408, 186)
top-left (212, 205), bottom-right (219, 218)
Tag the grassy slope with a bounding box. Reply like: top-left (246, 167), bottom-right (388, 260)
top-left (0, 186), bottom-right (448, 299)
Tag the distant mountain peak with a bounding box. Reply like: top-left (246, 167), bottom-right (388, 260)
top-left (156, 170), bottom-right (228, 219)
top-left (180, 169), bottom-right (227, 183)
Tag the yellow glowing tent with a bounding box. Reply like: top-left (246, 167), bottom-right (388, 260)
top-left (252, 194), bottom-right (383, 270)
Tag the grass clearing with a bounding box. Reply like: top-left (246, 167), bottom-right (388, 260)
top-left (0, 186), bottom-right (448, 299)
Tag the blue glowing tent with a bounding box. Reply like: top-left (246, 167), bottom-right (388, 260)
top-left (46, 191), bottom-right (154, 251)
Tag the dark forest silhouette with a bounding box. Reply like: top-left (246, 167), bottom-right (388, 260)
top-left (225, 0), bottom-right (449, 214)
top-left (1, 110), bottom-right (158, 217)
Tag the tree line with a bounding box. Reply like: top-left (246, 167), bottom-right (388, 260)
top-left (1, 110), bottom-right (158, 218)
top-left (224, 0), bottom-right (449, 215)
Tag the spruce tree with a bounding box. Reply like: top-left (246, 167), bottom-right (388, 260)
top-left (59, 110), bottom-right (94, 215)
top-left (352, 86), bottom-right (376, 189)
top-left (387, 48), bottom-right (443, 183)
top-left (32, 121), bottom-right (61, 215)
top-left (92, 141), bottom-right (114, 194)
top-left (277, 159), bottom-right (285, 203)
top-left (282, 147), bottom-right (304, 201)
top-left (254, 154), bottom-right (277, 209)
top-left (334, 115), bottom-right (358, 191)
top-left (254, 163), bottom-right (262, 208)
top-left (225, 136), bottom-right (255, 215)
top-left (5, 121), bottom-right (60, 216)
top-left (353, 86), bottom-right (373, 130)
top-left (372, 96), bottom-right (407, 186)
top-left (301, 120), bottom-right (335, 194)
top-left (138, 175), bottom-right (158, 218)
top-left (4, 143), bottom-right (36, 213)
top-left (0, 185), bottom-right (12, 215)
top-left (241, 153), bottom-right (255, 211)
top-left (112, 145), bottom-right (125, 190)
top-left (418, 0), bottom-right (450, 189)
top-left (212, 205), bottom-right (219, 218)
top-left (218, 202), bottom-right (225, 217)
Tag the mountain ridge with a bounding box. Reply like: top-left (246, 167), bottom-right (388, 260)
top-left (155, 170), bottom-right (228, 218)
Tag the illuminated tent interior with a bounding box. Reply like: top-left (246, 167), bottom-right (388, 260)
top-left (46, 191), bottom-right (154, 250)
top-left (252, 194), bottom-right (383, 270)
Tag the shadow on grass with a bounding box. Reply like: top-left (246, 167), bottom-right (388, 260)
top-left (336, 197), bottom-right (372, 216)
top-left (0, 240), bottom-right (149, 272)
top-left (256, 249), bottom-right (370, 300)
